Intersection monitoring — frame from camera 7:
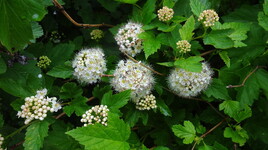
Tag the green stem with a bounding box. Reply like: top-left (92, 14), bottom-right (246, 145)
top-left (193, 27), bottom-right (208, 40)
top-left (5, 120), bottom-right (38, 140)
top-left (133, 4), bottom-right (142, 10)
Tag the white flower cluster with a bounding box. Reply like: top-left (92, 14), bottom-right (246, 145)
top-left (81, 105), bottom-right (109, 126)
top-left (176, 40), bottom-right (191, 53)
top-left (115, 22), bottom-right (144, 57)
top-left (0, 134), bottom-right (4, 150)
top-left (136, 94), bottom-right (157, 110)
top-left (72, 48), bottom-right (107, 84)
top-left (198, 9), bottom-right (219, 27)
top-left (111, 59), bottom-right (155, 101)
top-left (90, 29), bottom-right (104, 40)
top-left (168, 63), bottom-right (213, 97)
top-left (17, 89), bottom-right (62, 124)
top-left (157, 6), bottom-right (174, 22)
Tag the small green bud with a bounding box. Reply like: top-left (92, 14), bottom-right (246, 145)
top-left (37, 56), bottom-right (51, 69)
top-left (90, 29), bottom-right (104, 41)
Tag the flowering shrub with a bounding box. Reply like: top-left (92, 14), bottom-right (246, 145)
top-left (0, 0), bottom-right (268, 150)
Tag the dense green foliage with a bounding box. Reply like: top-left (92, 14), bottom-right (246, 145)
top-left (0, 0), bottom-right (268, 149)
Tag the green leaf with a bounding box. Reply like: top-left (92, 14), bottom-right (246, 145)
top-left (0, 55), bottom-right (7, 74)
top-left (163, 0), bottom-right (176, 8)
top-left (125, 105), bottom-right (148, 127)
top-left (258, 12), bottom-right (268, 31)
top-left (0, 0), bottom-right (46, 51)
top-left (115, 0), bottom-right (138, 4)
top-left (23, 121), bottom-right (50, 150)
top-left (172, 121), bottom-right (196, 144)
top-left (223, 127), bottom-right (249, 146)
top-left (219, 100), bottom-right (252, 123)
top-left (66, 113), bottom-right (131, 150)
top-left (256, 69), bottom-right (268, 94)
top-left (154, 146), bottom-right (170, 150)
top-left (204, 29), bottom-right (234, 49)
top-left (138, 32), bottom-right (161, 59)
top-left (92, 86), bottom-right (113, 100)
top-left (237, 72), bottom-right (260, 106)
top-left (204, 79), bottom-right (231, 100)
top-left (179, 16), bottom-right (195, 41)
top-left (157, 99), bottom-right (172, 117)
top-left (101, 90), bottom-right (131, 112)
top-left (198, 143), bottom-right (214, 150)
top-left (47, 62), bottom-right (73, 79)
top-left (141, 0), bottom-right (157, 24)
top-left (0, 114), bottom-right (3, 128)
top-left (219, 51), bottom-right (230, 68)
top-left (264, 0), bottom-right (268, 15)
top-left (60, 82), bottom-right (83, 99)
top-left (63, 96), bottom-right (89, 116)
top-left (30, 22), bottom-right (44, 43)
top-left (157, 62), bottom-right (174, 67)
top-left (189, 0), bottom-right (211, 16)
top-left (174, 56), bottom-right (204, 72)
top-left (98, 0), bottom-right (119, 12)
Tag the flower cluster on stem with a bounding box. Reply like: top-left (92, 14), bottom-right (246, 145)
top-left (198, 9), bottom-right (219, 27)
top-left (37, 56), bottom-right (51, 69)
top-left (168, 62), bottom-right (213, 97)
top-left (111, 59), bottom-right (155, 101)
top-left (72, 48), bottom-right (107, 84)
top-left (81, 105), bottom-right (109, 126)
top-left (17, 89), bottom-right (61, 124)
top-left (90, 29), bottom-right (104, 41)
top-left (157, 6), bottom-right (174, 22)
top-left (135, 94), bottom-right (157, 110)
top-left (115, 22), bottom-right (144, 57)
top-left (176, 40), bottom-right (191, 53)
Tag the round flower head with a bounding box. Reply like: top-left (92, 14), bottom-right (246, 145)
top-left (90, 29), bottom-right (104, 41)
top-left (72, 48), bottom-right (107, 84)
top-left (198, 9), bottom-right (219, 27)
top-left (81, 105), bottom-right (109, 126)
top-left (0, 134), bottom-right (4, 150)
top-left (111, 59), bottom-right (155, 101)
top-left (37, 56), bottom-right (51, 69)
top-left (17, 88), bottom-right (61, 124)
top-left (176, 40), bottom-right (191, 53)
top-left (168, 62), bottom-right (213, 97)
top-left (157, 6), bottom-right (174, 22)
top-left (115, 22), bottom-right (144, 57)
top-left (136, 94), bottom-right (157, 110)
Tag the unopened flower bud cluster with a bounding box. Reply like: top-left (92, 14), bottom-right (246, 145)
top-left (37, 56), bottom-right (51, 69)
top-left (115, 22), bottom-right (144, 57)
top-left (81, 105), bottom-right (109, 126)
top-left (50, 31), bottom-right (64, 43)
top-left (198, 9), bottom-right (219, 27)
top-left (0, 134), bottom-right (4, 150)
top-left (168, 63), bottom-right (213, 97)
top-left (176, 40), bottom-right (191, 53)
top-left (136, 94), bottom-right (157, 110)
top-left (157, 6), bottom-right (174, 22)
top-left (90, 29), bottom-right (104, 41)
top-left (72, 48), bottom-right (107, 84)
top-left (111, 59), bottom-right (155, 101)
top-left (17, 89), bottom-right (62, 124)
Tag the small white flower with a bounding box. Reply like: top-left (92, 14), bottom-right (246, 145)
top-left (17, 88), bottom-right (61, 124)
top-left (72, 48), bottom-right (107, 84)
top-left (157, 6), bottom-right (174, 22)
top-left (167, 62), bottom-right (213, 97)
top-left (115, 21), bottom-right (144, 57)
top-left (135, 94), bottom-right (157, 110)
top-left (0, 134), bottom-right (4, 150)
top-left (111, 59), bottom-right (155, 101)
top-left (81, 105), bottom-right (109, 126)
top-left (38, 74), bottom-right (42, 78)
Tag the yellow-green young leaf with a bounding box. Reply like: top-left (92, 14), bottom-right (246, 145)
top-left (189, 0), bottom-right (211, 16)
top-left (179, 16), bottom-right (195, 41)
top-left (23, 121), bottom-right (50, 150)
top-left (174, 56), bottom-right (204, 72)
top-left (157, 62), bottom-right (174, 67)
top-left (172, 121), bottom-right (196, 144)
top-left (66, 113), bottom-right (131, 150)
top-left (115, 0), bottom-right (139, 4)
top-left (0, 0), bottom-right (46, 51)
top-left (0, 55), bottom-right (7, 74)
top-left (223, 127), bottom-right (249, 146)
top-left (203, 29), bottom-right (234, 49)
top-left (258, 12), bottom-right (268, 31)
top-left (219, 100), bottom-right (252, 123)
top-left (138, 32), bottom-right (161, 59)
top-left (219, 51), bottom-right (230, 68)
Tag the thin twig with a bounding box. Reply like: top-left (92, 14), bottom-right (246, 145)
top-left (10, 140), bottom-right (24, 150)
top-left (226, 66), bottom-right (259, 88)
top-left (123, 52), bottom-right (165, 76)
top-left (191, 118), bottom-right (226, 150)
top-left (200, 49), bottom-right (215, 57)
top-left (52, 0), bottom-right (114, 28)
top-left (101, 74), bottom-right (114, 77)
top-left (162, 86), bottom-right (226, 118)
